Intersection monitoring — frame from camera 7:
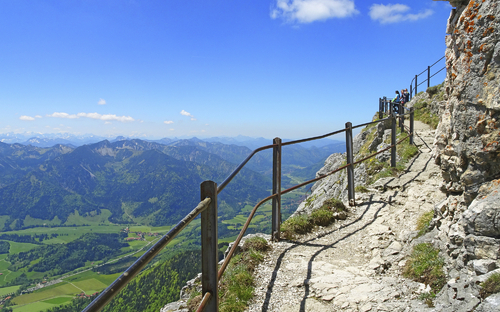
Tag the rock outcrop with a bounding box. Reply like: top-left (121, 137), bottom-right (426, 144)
top-left (434, 0), bottom-right (500, 204)
top-left (420, 0), bottom-right (500, 310)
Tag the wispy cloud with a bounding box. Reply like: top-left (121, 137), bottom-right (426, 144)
top-left (48, 112), bottom-right (79, 119)
top-left (164, 120), bottom-right (174, 124)
top-left (19, 115), bottom-right (35, 121)
top-left (98, 98), bottom-right (107, 105)
top-left (369, 4), bottom-right (433, 24)
top-left (180, 110), bottom-right (196, 121)
top-left (47, 112), bottom-right (134, 122)
top-left (271, 0), bottom-right (358, 24)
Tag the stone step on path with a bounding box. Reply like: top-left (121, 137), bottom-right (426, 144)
top-left (246, 128), bottom-right (446, 312)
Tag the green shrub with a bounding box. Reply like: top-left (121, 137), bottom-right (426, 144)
top-left (414, 99), bottom-right (440, 129)
top-left (242, 236), bottom-right (269, 253)
top-left (426, 82), bottom-right (444, 98)
top-left (219, 262), bottom-right (254, 312)
top-left (480, 273), bottom-right (500, 299)
top-left (281, 197), bottom-right (347, 239)
top-left (397, 134), bottom-right (419, 161)
top-left (403, 243), bottom-right (445, 295)
top-left (281, 215), bottom-right (312, 240)
top-left (322, 198), bottom-right (346, 212)
top-left (309, 207), bottom-right (335, 226)
top-left (416, 210), bottom-right (434, 237)
top-left (426, 84), bottom-right (441, 97)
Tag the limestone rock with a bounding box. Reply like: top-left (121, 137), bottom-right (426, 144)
top-left (474, 293), bottom-right (500, 312)
top-left (463, 180), bottom-right (500, 237)
top-left (434, 0), bottom-right (500, 204)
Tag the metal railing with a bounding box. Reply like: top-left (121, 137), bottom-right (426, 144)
top-left (409, 56), bottom-right (446, 100)
top-left (83, 106), bottom-right (416, 312)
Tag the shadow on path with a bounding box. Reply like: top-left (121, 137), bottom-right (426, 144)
top-left (260, 194), bottom-right (389, 312)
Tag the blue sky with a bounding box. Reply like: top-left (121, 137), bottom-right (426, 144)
top-left (1, 0), bottom-right (451, 140)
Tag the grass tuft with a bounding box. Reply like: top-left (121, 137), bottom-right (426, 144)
top-left (355, 185), bottom-right (369, 193)
top-left (242, 236), bottom-right (269, 253)
top-left (480, 273), bottom-right (500, 299)
top-left (281, 215), bottom-right (312, 240)
top-left (321, 198), bottom-right (346, 212)
top-left (309, 207), bottom-right (335, 226)
top-left (218, 238), bottom-right (269, 312)
top-left (403, 243), bottom-right (445, 297)
top-left (281, 198), bottom-right (347, 239)
top-left (414, 99), bottom-right (440, 129)
top-left (416, 210), bottom-right (434, 237)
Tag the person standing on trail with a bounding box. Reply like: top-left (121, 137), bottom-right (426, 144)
top-left (404, 88), bottom-right (410, 103)
top-left (392, 90), bottom-right (400, 113)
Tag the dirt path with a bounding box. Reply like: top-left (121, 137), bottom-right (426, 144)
top-left (247, 128), bottom-right (445, 312)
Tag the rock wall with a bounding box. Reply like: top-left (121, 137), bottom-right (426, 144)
top-left (434, 0), bottom-right (500, 204)
top-left (425, 1), bottom-right (500, 310)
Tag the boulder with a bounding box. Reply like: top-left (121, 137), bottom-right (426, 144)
top-left (463, 180), bottom-right (500, 237)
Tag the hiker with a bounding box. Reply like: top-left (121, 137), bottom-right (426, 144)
top-left (392, 90), bottom-right (400, 113)
top-left (404, 88), bottom-right (410, 103)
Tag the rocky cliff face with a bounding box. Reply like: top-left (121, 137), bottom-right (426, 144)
top-left (435, 0), bottom-right (499, 204)
top-left (425, 0), bottom-right (500, 310)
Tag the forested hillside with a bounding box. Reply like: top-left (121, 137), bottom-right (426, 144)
top-left (37, 250), bottom-right (201, 312)
top-left (0, 139), bottom-right (270, 229)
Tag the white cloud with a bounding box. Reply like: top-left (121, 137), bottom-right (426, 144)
top-left (369, 4), bottom-right (433, 24)
top-left (35, 115), bottom-right (42, 118)
top-left (19, 115), bottom-right (35, 121)
top-left (271, 0), bottom-right (358, 23)
top-left (48, 112), bottom-right (79, 119)
top-left (164, 120), bottom-right (174, 124)
top-left (180, 110), bottom-right (196, 121)
top-left (47, 112), bottom-right (134, 122)
top-left (98, 98), bottom-right (106, 105)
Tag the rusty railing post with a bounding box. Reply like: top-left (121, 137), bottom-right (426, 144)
top-left (272, 137), bottom-right (282, 241)
top-left (428, 65), bottom-right (431, 89)
top-left (414, 74), bottom-right (418, 95)
top-left (379, 98), bottom-right (383, 119)
top-left (384, 97), bottom-right (388, 113)
top-left (410, 107), bottom-right (414, 145)
top-left (200, 181), bottom-right (218, 312)
top-left (400, 104), bottom-right (405, 133)
top-left (391, 114), bottom-right (397, 168)
top-left (345, 122), bottom-right (355, 206)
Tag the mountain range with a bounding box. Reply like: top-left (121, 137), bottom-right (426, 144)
top-left (0, 137), bottom-right (344, 230)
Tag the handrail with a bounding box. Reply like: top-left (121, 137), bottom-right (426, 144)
top-left (409, 56), bottom-right (446, 99)
top-left (196, 292), bottom-right (212, 312)
top-left (218, 193), bottom-right (277, 280)
top-left (84, 100), bottom-right (417, 312)
top-left (352, 116), bottom-right (391, 130)
top-left (217, 144), bottom-right (276, 194)
top-left (282, 128), bottom-right (347, 146)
